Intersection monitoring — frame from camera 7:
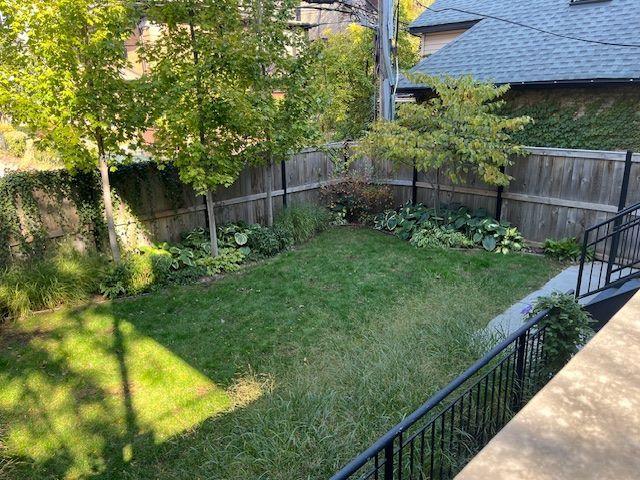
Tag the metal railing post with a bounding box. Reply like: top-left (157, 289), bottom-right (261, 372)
top-left (383, 441), bottom-right (394, 480)
top-left (510, 332), bottom-right (527, 411)
top-left (575, 230), bottom-right (590, 298)
top-left (606, 150), bottom-right (633, 283)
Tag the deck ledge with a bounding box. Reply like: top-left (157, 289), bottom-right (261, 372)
top-left (455, 291), bottom-right (640, 480)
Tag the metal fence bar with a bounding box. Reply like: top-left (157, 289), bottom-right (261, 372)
top-left (330, 307), bottom-right (555, 480)
top-left (577, 201), bottom-right (640, 299)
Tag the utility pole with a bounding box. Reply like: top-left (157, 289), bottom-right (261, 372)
top-left (303, 0), bottom-right (396, 120)
top-left (377, 0), bottom-right (396, 120)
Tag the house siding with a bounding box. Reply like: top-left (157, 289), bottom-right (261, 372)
top-left (420, 29), bottom-right (466, 58)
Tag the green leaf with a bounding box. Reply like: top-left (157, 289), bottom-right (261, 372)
top-left (482, 236), bottom-right (497, 251)
top-left (454, 217), bottom-right (467, 229)
top-left (234, 232), bottom-right (248, 246)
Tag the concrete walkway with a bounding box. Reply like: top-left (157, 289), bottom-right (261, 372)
top-left (456, 290), bottom-right (640, 480)
top-left (487, 264), bottom-right (593, 336)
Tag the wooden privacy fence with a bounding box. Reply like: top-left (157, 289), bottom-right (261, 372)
top-left (3, 144), bottom-right (640, 259)
top-left (371, 147), bottom-right (640, 243)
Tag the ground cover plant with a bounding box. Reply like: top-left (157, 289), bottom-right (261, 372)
top-left (543, 237), bottom-right (594, 262)
top-left (0, 228), bottom-right (561, 479)
top-left (375, 202), bottom-right (525, 253)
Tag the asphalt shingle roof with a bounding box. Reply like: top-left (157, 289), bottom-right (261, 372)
top-left (399, 0), bottom-right (640, 90)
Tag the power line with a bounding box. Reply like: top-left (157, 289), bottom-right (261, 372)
top-left (414, 1), bottom-right (640, 49)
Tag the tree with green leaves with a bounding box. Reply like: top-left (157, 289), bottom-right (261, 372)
top-left (313, 1), bottom-right (420, 141)
top-left (0, 0), bottom-right (143, 263)
top-left (141, 0), bottom-right (259, 255)
top-left (360, 74), bottom-right (532, 210)
top-left (243, 0), bottom-right (323, 226)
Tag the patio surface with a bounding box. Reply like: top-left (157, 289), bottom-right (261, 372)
top-left (456, 290), bottom-right (640, 480)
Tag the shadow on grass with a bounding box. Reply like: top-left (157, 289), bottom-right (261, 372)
top-left (0, 300), bottom-right (273, 479)
top-left (0, 229), bottom-right (561, 479)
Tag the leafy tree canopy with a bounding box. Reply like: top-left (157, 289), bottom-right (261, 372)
top-left (141, 0), bottom-right (258, 194)
top-left (0, 0), bottom-right (143, 170)
top-left (313, 1), bottom-right (420, 142)
top-left (241, 0), bottom-right (323, 165)
top-left (360, 74), bottom-right (532, 188)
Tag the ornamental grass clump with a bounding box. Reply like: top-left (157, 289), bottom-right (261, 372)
top-left (274, 204), bottom-right (333, 244)
top-left (0, 245), bottom-right (107, 321)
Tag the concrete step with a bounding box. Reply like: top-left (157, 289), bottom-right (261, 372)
top-left (585, 276), bottom-right (640, 330)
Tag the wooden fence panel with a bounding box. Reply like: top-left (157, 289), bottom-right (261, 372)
top-left (5, 145), bottom-right (640, 260)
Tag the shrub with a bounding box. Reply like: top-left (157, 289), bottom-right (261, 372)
top-left (0, 246), bottom-right (107, 320)
top-left (1, 129), bottom-right (28, 158)
top-left (320, 174), bottom-right (393, 223)
top-left (543, 237), bottom-right (591, 262)
top-left (375, 202), bottom-right (525, 254)
top-left (529, 292), bottom-right (593, 375)
top-left (410, 223), bottom-right (474, 249)
top-left (274, 204), bottom-right (332, 244)
top-left (245, 224), bottom-right (282, 258)
top-left (99, 247), bottom-right (173, 299)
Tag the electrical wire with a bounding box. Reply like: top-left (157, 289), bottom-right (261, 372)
top-left (414, 1), bottom-right (640, 48)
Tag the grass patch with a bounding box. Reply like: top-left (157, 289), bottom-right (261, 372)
top-left (0, 228), bottom-right (561, 479)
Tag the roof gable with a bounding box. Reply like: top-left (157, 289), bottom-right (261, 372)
top-left (402, 0), bottom-right (640, 88)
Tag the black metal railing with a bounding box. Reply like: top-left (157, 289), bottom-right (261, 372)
top-left (331, 307), bottom-right (556, 480)
top-left (576, 201), bottom-right (640, 299)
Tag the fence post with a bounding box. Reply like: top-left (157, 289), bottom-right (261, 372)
top-left (510, 332), bottom-right (527, 412)
top-left (606, 150), bottom-right (633, 283)
top-left (281, 159), bottom-right (287, 208)
top-left (383, 441), bottom-right (394, 480)
top-left (412, 164), bottom-right (418, 205)
top-left (495, 166), bottom-right (506, 221)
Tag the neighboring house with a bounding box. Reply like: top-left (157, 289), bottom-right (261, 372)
top-left (297, 1), bottom-right (375, 40)
top-left (397, 0), bottom-right (640, 150)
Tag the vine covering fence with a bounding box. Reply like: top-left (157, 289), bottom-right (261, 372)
top-left (1, 145), bottom-right (638, 265)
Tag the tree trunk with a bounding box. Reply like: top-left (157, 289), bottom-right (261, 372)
top-left (98, 149), bottom-right (121, 264)
top-left (205, 190), bottom-right (219, 257)
top-left (265, 157), bottom-right (274, 227)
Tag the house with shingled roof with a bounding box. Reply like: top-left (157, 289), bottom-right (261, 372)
top-left (398, 0), bottom-right (640, 151)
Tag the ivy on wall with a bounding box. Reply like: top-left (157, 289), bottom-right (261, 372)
top-left (0, 170), bottom-right (103, 267)
top-left (501, 87), bottom-right (640, 151)
top-left (0, 163), bottom-right (186, 267)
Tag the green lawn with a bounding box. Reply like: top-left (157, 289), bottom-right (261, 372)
top-left (0, 228), bottom-right (560, 479)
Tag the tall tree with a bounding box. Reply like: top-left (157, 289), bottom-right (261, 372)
top-left (244, 0), bottom-right (322, 225)
top-left (360, 74), bottom-right (532, 210)
top-left (141, 0), bottom-right (258, 255)
top-left (0, 0), bottom-right (143, 263)
top-left (312, 1), bottom-right (420, 141)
